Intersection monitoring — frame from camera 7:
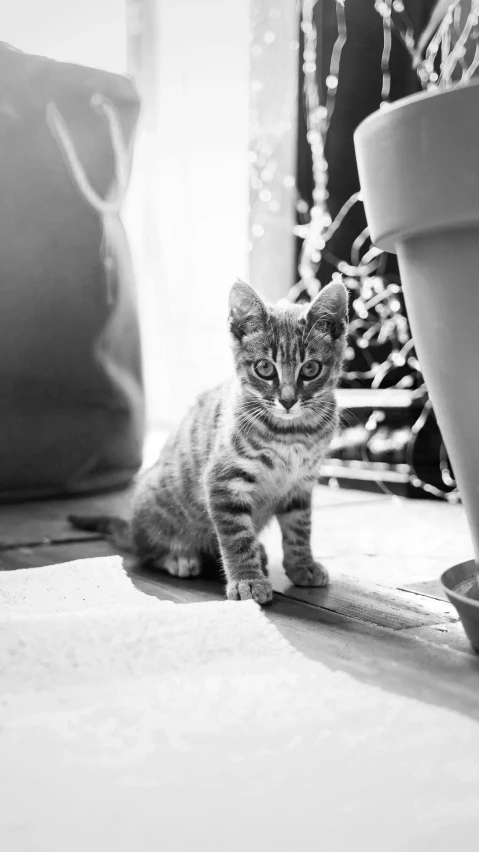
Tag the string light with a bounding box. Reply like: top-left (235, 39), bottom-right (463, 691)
top-left (375, 0), bottom-right (479, 89)
top-left (296, 0), bottom-right (329, 297)
top-left (286, 0), bottom-right (475, 500)
top-left (295, 0), bottom-right (347, 297)
top-left (380, 0), bottom-right (393, 102)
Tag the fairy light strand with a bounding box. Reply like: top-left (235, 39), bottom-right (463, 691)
top-left (325, 0), bottom-right (347, 123)
top-left (441, 1), bottom-right (479, 84)
top-left (297, 0), bottom-right (330, 297)
top-left (380, 0), bottom-right (393, 102)
top-left (288, 0), bottom-right (476, 499)
top-left (296, 0), bottom-right (347, 297)
top-left (375, 0), bottom-right (479, 89)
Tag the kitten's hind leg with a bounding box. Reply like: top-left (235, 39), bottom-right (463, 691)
top-left (258, 542), bottom-right (269, 577)
top-left (159, 547), bottom-right (202, 579)
top-left (131, 517), bottom-right (202, 579)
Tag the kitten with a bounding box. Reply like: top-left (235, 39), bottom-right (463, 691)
top-left (70, 279), bottom-right (348, 605)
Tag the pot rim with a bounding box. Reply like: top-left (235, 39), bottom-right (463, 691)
top-left (356, 78), bottom-right (479, 136)
top-left (353, 79), bottom-right (479, 252)
top-left (440, 559), bottom-right (479, 610)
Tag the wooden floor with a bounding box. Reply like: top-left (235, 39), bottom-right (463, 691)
top-left (1, 481), bottom-right (479, 722)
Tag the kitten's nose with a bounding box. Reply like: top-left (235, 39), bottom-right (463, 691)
top-left (280, 397), bottom-right (296, 411)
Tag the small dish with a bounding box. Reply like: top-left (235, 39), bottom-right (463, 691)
top-left (440, 560), bottom-right (479, 653)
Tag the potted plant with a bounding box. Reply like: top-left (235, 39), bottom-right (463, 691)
top-left (354, 0), bottom-right (479, 649)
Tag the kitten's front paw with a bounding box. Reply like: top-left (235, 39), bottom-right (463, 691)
top-left (226, 577), bottom-right (273, 605)
top-left (285, 559), bottom-right (329, 588)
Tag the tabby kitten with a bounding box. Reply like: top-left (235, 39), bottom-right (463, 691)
top-left (71, 279), bottom-right (348, 605)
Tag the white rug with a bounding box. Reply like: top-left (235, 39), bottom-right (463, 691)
top-left (1, 556), bottom-right (479, 852)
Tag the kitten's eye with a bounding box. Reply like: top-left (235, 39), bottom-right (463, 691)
top-left (300, 360), bottom-right (322, 379)
top-left (254, 359), bottom-right (276, 379)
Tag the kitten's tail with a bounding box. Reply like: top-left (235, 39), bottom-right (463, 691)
top-left (68, 514), bottom-right (133, 552)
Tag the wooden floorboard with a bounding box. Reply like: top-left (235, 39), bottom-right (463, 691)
top-left (0, 539), bottom-right (114, 570)
top-left (400, 578), bottom-right (449, 602)
top-left (270, 567), bottom-right (458, 630)
top-left (313, 497), bottom-right (470, 565)
top-left (1, 488), bottom-right (479, 723)
top-left (405, 620), bottom-right (475, 654)
top-left (0, 489), bottom-right (133, 549)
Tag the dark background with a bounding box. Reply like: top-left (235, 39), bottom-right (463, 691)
top-left (294, 1), bottom-right (455, 498)
top-left (296, 0), bottom-right (437, 292)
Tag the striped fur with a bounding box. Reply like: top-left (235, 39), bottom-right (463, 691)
top-left (70, 280), bottom-right (348, 605)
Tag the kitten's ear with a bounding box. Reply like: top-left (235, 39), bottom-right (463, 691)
top-left (229, 279), bottom-right (267, 340)
top-left (305, 281), bottom-right (349, 339)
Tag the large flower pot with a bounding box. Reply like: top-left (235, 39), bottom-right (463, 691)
top-left (354, 82), bottom-right (479, 647)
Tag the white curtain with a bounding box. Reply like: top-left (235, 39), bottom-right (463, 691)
top-left (124, 0), bottom-right (250, 429)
